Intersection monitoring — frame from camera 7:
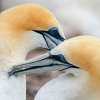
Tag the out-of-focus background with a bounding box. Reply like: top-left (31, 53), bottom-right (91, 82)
top-left (1, 0), bottom-right (100, 100)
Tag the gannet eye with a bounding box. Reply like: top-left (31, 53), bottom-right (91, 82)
top-left (48, 27), bottom-right (65, 41)
top-left (49, 27), bottom-right (58, 37)
top-left (58, 54), bottom-right (67, 63)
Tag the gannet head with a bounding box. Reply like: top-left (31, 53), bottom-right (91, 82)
top-left (1, 4), bottom-right (65, 50)
top-left (12, 36), bottom-right (100, 84)
top-left (0, 4), bottom-right (65, 73)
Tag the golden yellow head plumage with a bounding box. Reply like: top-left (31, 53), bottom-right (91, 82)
top-left (0, 3), bottom-right (61, 31)
top-left (61, 36), bottom-right (100, 72)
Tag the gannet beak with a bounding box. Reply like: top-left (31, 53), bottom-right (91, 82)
top-left (34, 27), bottom-right (65, 50)
top-left (9, 52), bottom-right (78, 75)
top-left (9, 27), bottom-right (65, 76)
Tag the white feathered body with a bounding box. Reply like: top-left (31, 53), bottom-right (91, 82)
top-left (35, 69), bottom-right (100, 100)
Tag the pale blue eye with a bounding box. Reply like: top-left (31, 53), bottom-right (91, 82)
top-left (58, 54), bottom-right (67, 63)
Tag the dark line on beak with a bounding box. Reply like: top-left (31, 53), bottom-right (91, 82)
top-left (14, 55), bottom-right (50, 68)
top-left (59, 66), bottom-right (80, 71)
top-left (44, 34), bottom-right (59, 46)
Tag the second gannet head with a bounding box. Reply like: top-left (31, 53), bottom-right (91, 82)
top-left (34, 36), bottom-right (100, 100)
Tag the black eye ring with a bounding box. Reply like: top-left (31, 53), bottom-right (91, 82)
top-left (58, 54), bottom-right (67, 63)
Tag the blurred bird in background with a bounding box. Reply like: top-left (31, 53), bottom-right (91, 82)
top-left (1, 0), bottom-right (100, 100)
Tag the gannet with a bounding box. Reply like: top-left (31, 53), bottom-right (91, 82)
top-left (0, 3), bottom-right (65, 100)
top-left (12, 36), bottom-right (100, 100)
